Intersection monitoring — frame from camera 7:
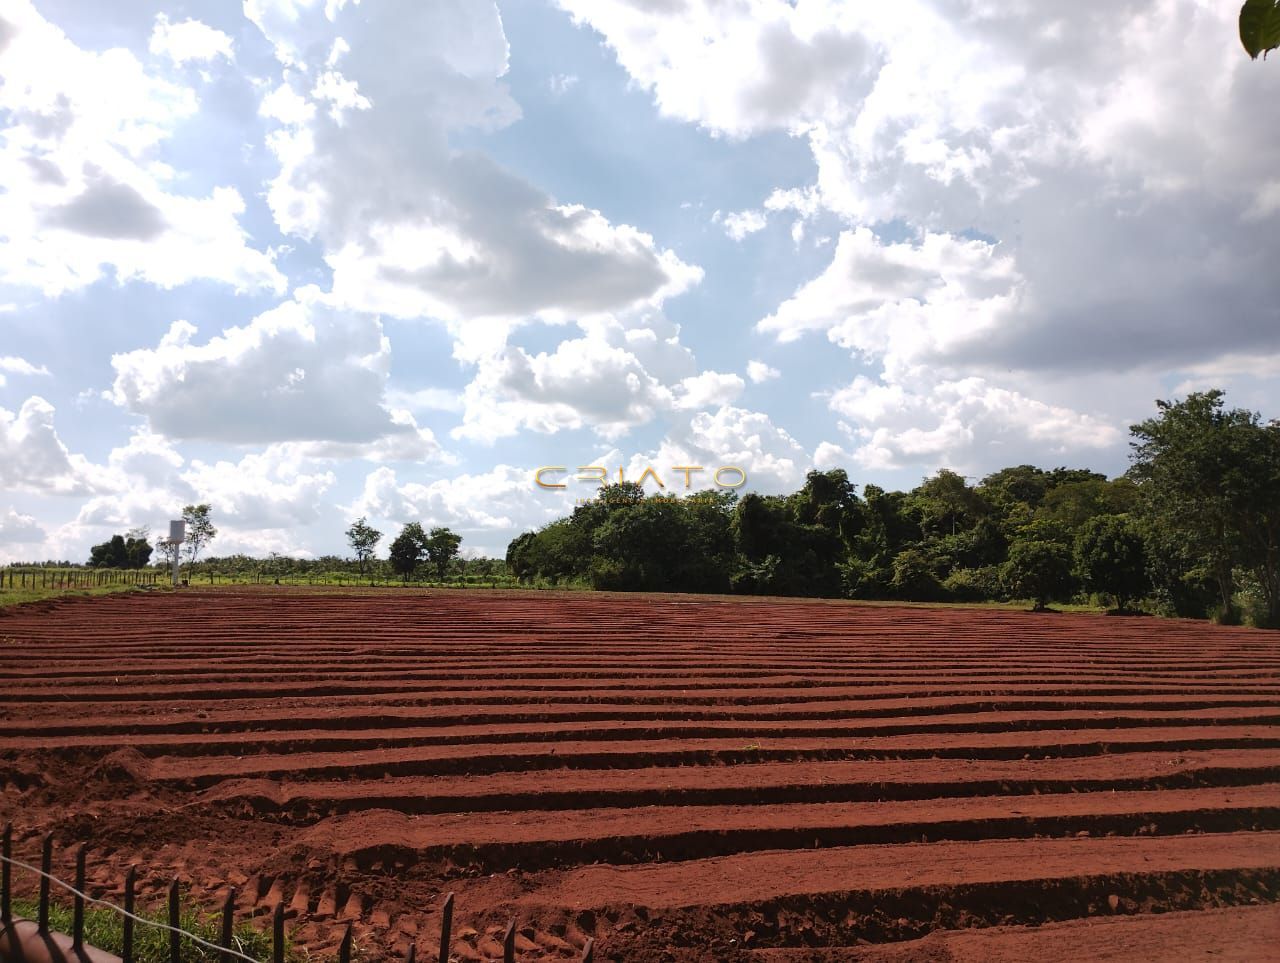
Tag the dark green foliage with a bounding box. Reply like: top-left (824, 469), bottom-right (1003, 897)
top-left (1003, 539), bottom-right (1076, 611)
top-left (1074, 514), bottom-right (1148, 611)
top-left (1039, 477), bottom-right (1139, 530)
top-left (1128, 390), bottom-right (1280, 626)
top-left (424, 526), bottom-right (462, 579)
top-left (589, 489), bottom-right (736, 592)
top-left (891, 548), bottom-right (945, 601)
top-left (1241, 0), bottom-right (1280, 59)
top-left (907, 468), bottom-right (988, 539)
top-left (502, 391), bottom-right (1277, 626)
top-left (388, 522), bottom-right (426, 580)
top-left (88, 530), bottom-right (153, 568)
top-left (942, 565), bottom-right (1006, 603)
top-left (505, 530), bottom-right (539, 581)
top-left (1140, 520), bottom-right (1219, 619)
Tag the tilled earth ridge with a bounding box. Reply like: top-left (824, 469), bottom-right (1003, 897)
top-left (1, 588), bottom-right (1278, 960)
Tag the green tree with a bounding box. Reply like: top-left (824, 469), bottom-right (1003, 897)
top-left (1074, 515), bottom-right (1148, 612)
top-left (908, 469), bottom-right (988, 539)
top-left (730, 491), bottom-right (840, 597)
top-left (424, 526), bottom-right (462, 580)
top-left (731, 493), bottom-right (791, 564)
top-left (979, 465), bottom-right (1054, 513)
top-left (1003, 539), bottom-right (1075, 611)
top-left (89, 535), bottom-right (128, 568)
top-left (1038, 477), bottom-right (1139, 532)
top-left (505, 531), bottom-right (538, 582)
top-left (125, 527), bottom-right (153, 568)
top-left (1129, 390), bottom-right (1280, 625)
top-left (891, 547), bottom-right (945, 601)
top-left (388, 522), bottom-right (426, 582)
top-left (89, 529), bottom-right (154, 569)
top-left (589, 490), bottom-right (736, 594)
top-left (791, 469), bottom-right (864, 548)
top-left (154, 536), bottom-right (180, 572)
top-left (1140, 520), bottom-right (1219, 619)
top-left (181, 504), bottom-right (217, 568)
top-left (345, 517), bottom-right (382, 574)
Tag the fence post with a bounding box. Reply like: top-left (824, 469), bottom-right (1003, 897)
top-left (273, 901), bottom-right (285, 963)
top-left (502, 918), bottom-right (515, 963)
top-left (38, 833), bottom-right (52, 932)
top-left (1, 823), bottom-right (10, 922)
top-left (338, 921), bottom-right (353, 963)
top-left (123, 866), bottom-right (136, 963)
top-left (438, 892), bottom-right (453, 963)
top-left (169, 878), bottom-right (181, 963)
top-left (73, 844), bottom-right (87, 949)
top-left (220, 886), bottom-right (236, 963)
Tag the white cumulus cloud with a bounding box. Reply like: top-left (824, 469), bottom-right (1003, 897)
top-left (108, 287), bottom-right (441, 458)
top-left (0, 1), bottom-right (283, 295)
top-left (149, 14), bottom-right (234, 66)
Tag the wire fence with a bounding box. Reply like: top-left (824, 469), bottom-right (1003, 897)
top-left (0, 568), bottom-right (526, 596)
top-left (0, 825), bottom-right (596, 963)
top-left (0, 569), bottom-right (161, 592)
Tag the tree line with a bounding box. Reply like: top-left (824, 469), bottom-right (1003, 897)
top-left (344, 518), bottom-right (464, 580)
top-left (83, 506), bottom-right (474, 584)
top-left (506, 391), bottom-right (1280, 628)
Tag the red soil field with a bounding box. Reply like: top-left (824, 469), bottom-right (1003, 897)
top-left (1, 588), bottom-right (1278, 961)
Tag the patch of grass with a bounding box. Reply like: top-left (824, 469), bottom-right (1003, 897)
top-left (0, 583), bottom-right (161, 611)
top-left (10, 895), bottom-right (300, 963)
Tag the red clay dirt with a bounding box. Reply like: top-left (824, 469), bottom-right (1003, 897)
top-left (1, 588), bottom-right (1279, 961)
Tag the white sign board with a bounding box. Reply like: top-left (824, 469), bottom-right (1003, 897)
top-left (169, 519), bottom-right (186, 544)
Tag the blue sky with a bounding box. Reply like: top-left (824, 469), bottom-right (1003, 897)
top-left (1, 0), bottom-right (1277, 561)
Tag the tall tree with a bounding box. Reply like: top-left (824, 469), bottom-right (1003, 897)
top-left (389, 522), bottom-right (426, 582)
top-left (89, 529), bottom-right (155, 568)
top-left (154, 536), bottom-right (181, 572)
top-left (89, 535), bottom-right (128, 568)
top-left (1129, 391), bottom-right (1280, 624)
top-left (424, 527), bottom-right (462, 580)
top-left (791, 469), bottom-right (863, 547)
top-left (125, 526), bottom-right (153, 568)
top-left (908, 469), bottom-right (988, 539)
top-left (181, 504), bottom-right (217, 568)
top-left (345, 517), bottom-right (382, 574)
top-left (506, 531), bottom-right (539, 582)
top-left (1003, 539), bottom-right (1075, 611)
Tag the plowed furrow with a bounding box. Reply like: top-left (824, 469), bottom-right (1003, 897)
top-left (141, 725), bottom-right (1280, 786)
top-left (298, 785), bottom-right (1280, 874)
top-left (3, 589), bottom-right (1278, 962)
top-left (8, 709), bottom-right (1280, 756)
top-left (199, 749), bottom-right (1280, 818)
top-left (520, 831), bottom-right (1280, 910)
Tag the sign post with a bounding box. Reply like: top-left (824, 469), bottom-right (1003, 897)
top-left (169, 520), bottom-right (185, 587)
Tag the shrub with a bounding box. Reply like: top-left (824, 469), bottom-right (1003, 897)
top-left (942, 565), bottom-right (1005, 603)
top-left (891, 548), bottom-right (947, 602)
